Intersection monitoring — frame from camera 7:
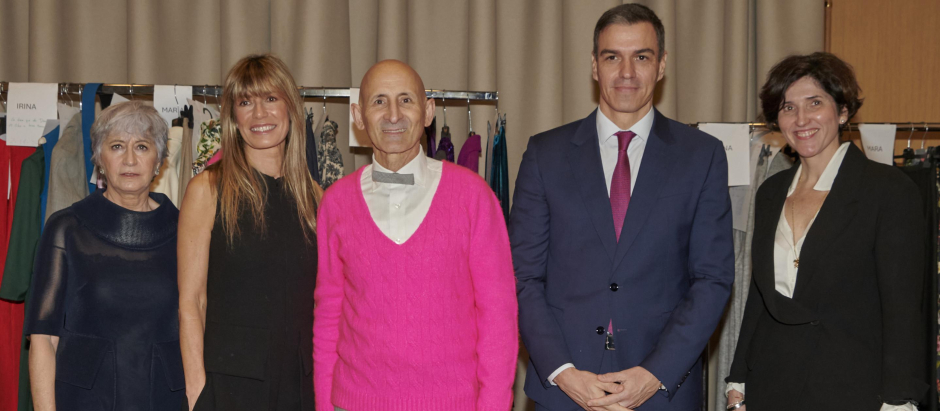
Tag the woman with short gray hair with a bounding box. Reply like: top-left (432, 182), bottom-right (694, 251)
top-left (24, 101), bottom-right (185, 410)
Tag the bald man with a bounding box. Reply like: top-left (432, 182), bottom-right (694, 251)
top-left (312, 60), bottom-right (519, 411)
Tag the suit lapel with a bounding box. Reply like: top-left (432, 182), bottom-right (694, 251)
top-left (612, 109), bottom-right (675, 271)
top-left (752, 168), bottom-right (791, 318)
top-left (567, 109), bottom-right (617, 262)
top-left (791, 144), bottom-right (864, 298)
top-left (752, 165), bottom-right (819, 324)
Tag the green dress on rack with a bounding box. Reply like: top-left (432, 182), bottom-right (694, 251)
top-left (0, 148), bottom-right (45, 411)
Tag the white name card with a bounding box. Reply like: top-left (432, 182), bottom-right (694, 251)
top-left (7, 82), bottom-right (59, 146)
top-left (699, 123), bottom-right (750, 186)
top-left (154, 85), bottom-right (193, 126)
top-left (858, 124), bottom-right (897, 165)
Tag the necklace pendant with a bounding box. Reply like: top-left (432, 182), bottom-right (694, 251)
top-left (793, 258), bottom-right (800, 268)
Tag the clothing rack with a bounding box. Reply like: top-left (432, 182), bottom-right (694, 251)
top-left (690, 122), bottom-right (940, 132)
top-left (0, 82), bottom-right (498, 101)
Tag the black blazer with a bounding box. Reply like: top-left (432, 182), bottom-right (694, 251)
top-left (727, 144), bottom-right (930, 410)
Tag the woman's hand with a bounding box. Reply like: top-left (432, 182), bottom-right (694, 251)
top-left (727, 389), bottom-right (745, 410)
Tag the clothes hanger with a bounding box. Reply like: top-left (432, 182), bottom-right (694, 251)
top-left (900, 122), bottom-right (915, 162)
top-left (442, 91), bottom-right (448, 127)
top-left (202, 86), bottom-right (214, 119)
top-left (916, 122), bottom-right (929, 155)
top-left (322, 87), bottom-right (328, 121)
top-left (467, 96), bottom-right (473, 135)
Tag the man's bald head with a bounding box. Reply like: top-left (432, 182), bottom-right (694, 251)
top-left (359, 60), bottom-right (427, 105)
top-left (352, 60), bottom-right (435, 171)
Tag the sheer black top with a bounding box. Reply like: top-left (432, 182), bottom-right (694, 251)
top-left (24, 190), bottom-right (184, 411)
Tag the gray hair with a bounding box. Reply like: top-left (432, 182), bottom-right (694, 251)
top-left (90, 100), bottom-right (169, 171)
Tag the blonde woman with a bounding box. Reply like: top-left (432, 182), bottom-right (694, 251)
top-left (178, 54), bottom-right (322, 411)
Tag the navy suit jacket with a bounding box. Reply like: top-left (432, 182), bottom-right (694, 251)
top-left (510, 109), bottom-right (734, 410)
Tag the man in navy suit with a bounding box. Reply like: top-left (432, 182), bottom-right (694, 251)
top-left (510, 4), bottom-right (734, 410)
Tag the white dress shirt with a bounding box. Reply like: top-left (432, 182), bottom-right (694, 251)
top-left (360, 153), bottom-right (443, 244)
top-left (597, 106), bottom-right (654, 195)
top-left (726, 142), bottom-right (913, 411)
top-left (547, 106), bottom-right (656, 385)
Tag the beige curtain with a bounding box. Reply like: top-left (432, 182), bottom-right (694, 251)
top-left (0, 0), bottom-right (823, 409)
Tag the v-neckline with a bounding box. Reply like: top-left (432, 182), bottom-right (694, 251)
top-left (356, 163), bottom-right (446, 247)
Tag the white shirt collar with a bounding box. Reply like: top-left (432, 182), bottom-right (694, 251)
top-left (787, 142), bottom-right (851, 196)
top-left (371, 152), bottom-right (429, 189)
top-left (596, 106), bottom-right (655, 145)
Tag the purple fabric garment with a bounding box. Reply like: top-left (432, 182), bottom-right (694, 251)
top-left (425, 116), bottom-right (437, 158)
top-left (435, 125), bottom-right (455, 162)
top-left (457, 133), bottom-right (482, 172)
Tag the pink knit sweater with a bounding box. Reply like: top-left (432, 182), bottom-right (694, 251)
top-left (313, 162), bottom-right (518, 411)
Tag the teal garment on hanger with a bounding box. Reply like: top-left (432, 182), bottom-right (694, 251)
top-left (490, 115), bottom-right (509, 222)
top-left (82, 83), bottom-right (101, 194)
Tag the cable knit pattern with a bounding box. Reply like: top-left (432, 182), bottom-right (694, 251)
top-left (314, 162), bottom-right (518, 411)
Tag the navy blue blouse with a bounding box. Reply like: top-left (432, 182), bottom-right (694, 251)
top-left (24, 190), bottom-right (184, 411)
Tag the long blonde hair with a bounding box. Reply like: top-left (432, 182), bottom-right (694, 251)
top-left (211, 54), bottom-right (322, 244)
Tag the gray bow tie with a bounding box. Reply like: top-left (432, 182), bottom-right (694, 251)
top-left (373, 170), bottom-right (415, 185)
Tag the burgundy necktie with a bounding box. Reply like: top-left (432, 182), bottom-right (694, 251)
top-left (610, 131), bottom-right (636, 241)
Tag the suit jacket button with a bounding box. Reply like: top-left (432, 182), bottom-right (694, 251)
top-left (610, 283), bottom-right (619, 291)
top-left (811, 320), bottom-right (820, 326)
top-left (596, 326), bottom-right (605, 335)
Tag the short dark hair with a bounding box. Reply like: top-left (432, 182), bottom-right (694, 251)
top-left (760, 52), bottom-right (863, 129)
top-left (593, 3), bottom-right (665, 59)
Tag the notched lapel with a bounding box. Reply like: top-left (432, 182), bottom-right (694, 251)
top-left (567, 110), bottom-right (617, 262)
top-left (753, 167), bottom-right (818, 325)
top-left (612, 110), bottom-right (674, 272)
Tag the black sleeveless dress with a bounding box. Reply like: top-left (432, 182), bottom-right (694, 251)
top-left (193, 173), bottom-right (316, 411)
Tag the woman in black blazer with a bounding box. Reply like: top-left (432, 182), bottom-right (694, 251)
top-left (725, 52), bottom-right (929, 410)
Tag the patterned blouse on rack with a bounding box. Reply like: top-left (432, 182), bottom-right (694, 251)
top-left (193, 119), bottom-right (222, 175)
top-left (317, 118), bottom-right (344, 189)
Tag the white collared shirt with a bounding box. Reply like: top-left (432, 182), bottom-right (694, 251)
top-left (728, 142), bottom-right (914, 411)
top-left (596, 106), bottom-right (655, 195)
top-left (547, 106), bottom-right (657, 387)
top-left (360, 153), bottom-right (443, 244)
top-left (773, 141), bottom-right (850, 298)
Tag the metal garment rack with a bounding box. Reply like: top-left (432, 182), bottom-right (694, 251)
top-left (690, 122), bottom-right (940, 132)
top-left (0, 82), bottom-right (499, 101)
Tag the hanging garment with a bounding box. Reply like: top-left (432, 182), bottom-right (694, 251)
top-left (179, 118), bottom-right (194, 203)
top-left (484, 121), bottom-right (494, 184)
top-left (897, 159), bottom-right (940, 411)
top-left (196, 172), bottom-right (316, 410)
top-left (425, 116), bottom-right (437, 158)
top-left (306, 112), bottom-right (320, 184)
top-left (81, 83), bottom-right (102, 194)
top-left (151, 126), bottom-right (183, 207)
top-left (23, 191), bottom-right (183, 411)
top-left (0, 144), bottom-right (40, 411)
top-left (45, 115), bottom-right (89, 221)
top-left (0, 148), bottom-right (45, 411)
top-left (713, 143), bottom-right (791, 411)
top-left (490, 115), bottom-right (509, 221)
top-left (0, 148), bottom-right (44, 302)
top-left (38, 126), bottom-right (59, 230)
top-left (457, 132), bottom-right (481, 172)
top-left (317, 118), bottom-right (343, 189)
top-left (193, 118), bottom-right (222, 175)
top-left (434, 125), bottom-right (455, 162)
